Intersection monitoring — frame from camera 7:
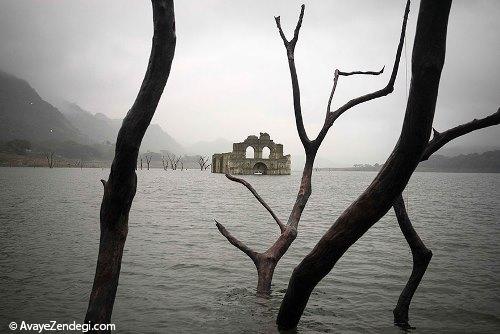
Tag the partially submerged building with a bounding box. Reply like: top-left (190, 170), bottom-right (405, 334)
top-left (212, 133), bottom-right (291, 175)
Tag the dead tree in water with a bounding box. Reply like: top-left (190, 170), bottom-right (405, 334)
top-left (162, 155), bottom-right (168, 170)
top-left (276, 0), bottom-right (452, 329)
top-left (167, 153), bottom-right (181, 170)
top-left (76, 159), bottom-right (84, 169)
top-left (198, 155), bottom-right (210, 170)
top-left (84, 0), bottom-right (176, 328)
top-left (392, 109), bottom-right (500, 328)
top-left (145, 155), bottom-right (152, 170)
top-left (215, 2), bottom-right (409, 295)
top-left (45, 152), bottom-right (54, 168)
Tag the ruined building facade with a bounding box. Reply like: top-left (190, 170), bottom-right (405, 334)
top-left (212, 133), bottom-right (291, 175)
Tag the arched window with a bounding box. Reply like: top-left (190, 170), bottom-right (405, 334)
top-left (245, 146), bottom-right (255, 158)
top-left (262, 146), bottom-right (271, 159)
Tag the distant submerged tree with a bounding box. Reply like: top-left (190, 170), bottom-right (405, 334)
top-left (162, 155), bottom-right (168, 170)
top-left (166, 153), bottom-right (181, 170)
top-left (198, 155), bottom-right (210, 171)
top-left (84, 0), bottom-right (176, 329)
top-left (145, 155), bottom-right (152, 170)
top-left (45, 152), bottom-right (54, 168)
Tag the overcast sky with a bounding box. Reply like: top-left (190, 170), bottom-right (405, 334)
top-left (0, 0), bottom-right (498, 165)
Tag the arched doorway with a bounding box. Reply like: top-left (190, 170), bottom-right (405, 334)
top-left (262, 146), bottom-right (271, 159)
top-left (246, 146), bottom-right (255, 158)
top-left (253, 162), bottom-right (268, 175)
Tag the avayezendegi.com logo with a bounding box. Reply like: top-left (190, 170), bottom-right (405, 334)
top-left (8, 320), bottom-right (115, 332)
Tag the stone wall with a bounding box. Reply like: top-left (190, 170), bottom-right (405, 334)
top-left (212, 133), bottom-right (291, 175)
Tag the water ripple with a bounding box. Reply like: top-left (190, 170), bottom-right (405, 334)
top-left (0, 168), bottom-right (499, 333)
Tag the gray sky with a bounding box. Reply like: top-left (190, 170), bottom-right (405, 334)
top-left (1, 0), bottom-right (499, 166)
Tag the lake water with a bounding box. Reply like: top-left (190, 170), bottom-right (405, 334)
top-left (0, 168), bottom-right (499, 333)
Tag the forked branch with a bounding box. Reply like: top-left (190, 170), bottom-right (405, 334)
top-left (392, 107), bottom-right (500, 327)
top-left (225, 173), bottom-right (285, 233)
top-left (275, 5), bottom-right (310, 149)
top-left (316, 0), bottom-right (411, 147)
top-left (216, 0), bottom-right (411, 299)
top-left (422, 108), bottom-right (500, 161)
top-left (215, 219), bottom-right (258, 263)
top-left (329, 0), bottom-right (410, 123)
top-left (327, 67), bottom-right (385, 114)
top-left (274, 4), bottom-right (305, 53)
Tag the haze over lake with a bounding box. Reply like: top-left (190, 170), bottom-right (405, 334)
top-left (1, 168), bottom-right (498, 333)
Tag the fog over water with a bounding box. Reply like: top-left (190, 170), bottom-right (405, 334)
top-left (1, 168), bottom-right (499, 333)
top-left (0, 1), bottom-right (499, 165)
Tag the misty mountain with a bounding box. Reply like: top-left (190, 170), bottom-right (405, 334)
top-left (0, 71), bottom-right (82, 142)
top-left (186, 138), bottom-right (233, 156)
top-left (418, 150), bottom-right (500, 173)
top-left (56, 101), bottom-right (184, 154)
top-left (437, 144), bottom-right (500, 157)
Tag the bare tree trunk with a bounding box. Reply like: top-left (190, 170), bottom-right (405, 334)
top-left (162, 155), bottom-right (168, 170)
top-left (392, 108), bottom-right (500, 327)
top-left (216, 1), bottom-right (409, 296)
top-left (255, 254), bottom-right (277, 295)
top-left (45, 152), bottom-right (54, 168)
top-left (392, 194), bottom-right (432, 328)
top-left (166, 153), bottom-right (179, 170)
top-left (276, 0), bottom-right (452, 329)
top-left (84, 0), bottom-right (176, 329)
top-left (198, 155), bottom-right (210, 170)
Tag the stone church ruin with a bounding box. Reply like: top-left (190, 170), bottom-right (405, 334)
top-left (212, 133), bottom-right (291, 175)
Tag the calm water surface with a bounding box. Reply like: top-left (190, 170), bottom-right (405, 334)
top-left (0, 168), bottom-right (499, 333)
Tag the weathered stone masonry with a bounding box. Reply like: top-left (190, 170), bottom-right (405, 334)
top-left (212, 133), bottom-right (291, 175)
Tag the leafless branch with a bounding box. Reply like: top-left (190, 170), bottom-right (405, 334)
top-left (85, 0), bottom-right (176, 325)
top-left (274, 4), bottom-right (305, 52)
top-left (45, 152), bottom-right (54, 168)
top-left (312, 0), bottom-right (410, 150)
top-left (225, 173), bottom-right (285, 233)
top-left (215, 219), bottom-right (258, 263)
top-left (145, 155), bottom-right (152, 170)
top-left (391, 107), bottom-right (500, 327)
top-left (198, 155), bottom-right (210, 170)
top-left (422, 108), bottom-right (500, 161)
top-left (166, 153), bottom-right (181, 170)
top-left (328, 1), bottom-right (409, 123)
top-left (162, 155), bottom-right (168, 170)
top-left (326, 67), bottom-right (385, 115)
top-left (274, 4), bottom-right (310, 149)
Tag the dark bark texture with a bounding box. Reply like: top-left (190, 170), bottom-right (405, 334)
top-left (216, 1), bottom-right (409, 296)
top-left (277, 0), bottom-right (452, 329)
top-left (84, 0), bottom-right (176, 329)
top-left (392, 194), bottom-right (432, 328)
top-left (393, 107), bottom-right (500, 327)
